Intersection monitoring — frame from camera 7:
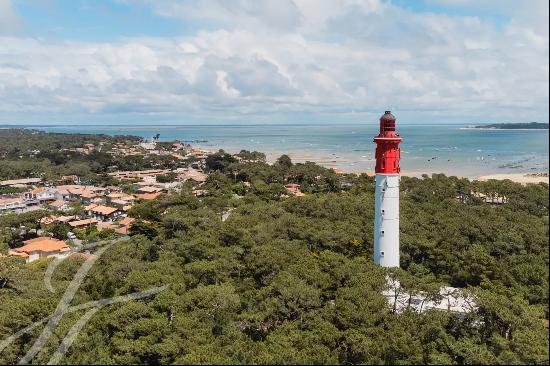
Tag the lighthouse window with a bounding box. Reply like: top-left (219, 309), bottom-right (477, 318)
top-left (382, 209), bottom-right (385, 214)
top-left (381, 230), bottom-right (385, 235)
top-left (380, 251), bottom-right (385, 256)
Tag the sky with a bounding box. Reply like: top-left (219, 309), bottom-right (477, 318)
top-left (0, 0), bottom-right (548, 125)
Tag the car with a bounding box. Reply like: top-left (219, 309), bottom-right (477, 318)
top-left (67, 232), bottom-right (76, 239)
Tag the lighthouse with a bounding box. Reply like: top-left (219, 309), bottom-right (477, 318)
top-left (373, 111), bottom-right (402, 267)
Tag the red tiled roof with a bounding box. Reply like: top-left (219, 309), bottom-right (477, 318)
top-left (115, 226), bottom-right (129, 235)
top-left (55, 216), bottom-right (74, 223)
top-left (8, 250), bottom-right (29, 258)
top-left (119, 217), bottom-right (135, 226)
top-left (50, 200), bottom-right (66, 208)
top-left (40, 215), bottom-right (58, 225)
top-left (134, 193), bottom-right (161, 200)
top-left (69, 218), bottom-right (99, 227)
top-left (15, 237), bottom-right (69, 253)
top-left (96, 221), bottom-right (115, 231)
top-left (87, 204), bottom-right (118, 215)
top-left (138, 186), bottom-right (162, 193)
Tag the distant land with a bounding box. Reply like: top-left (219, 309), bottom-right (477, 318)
top-left (468, 122), bottom-right (549, 130)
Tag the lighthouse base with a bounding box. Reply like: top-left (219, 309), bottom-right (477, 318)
top-left (374, 174), bottom-right (400, 267)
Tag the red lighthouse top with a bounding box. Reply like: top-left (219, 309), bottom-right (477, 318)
top-left (374, 111), bottom-right (402, 174)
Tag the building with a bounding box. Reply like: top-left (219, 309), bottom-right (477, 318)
top-left (59, 175), bottom-right (80, 184)
top-left (9, 237), bottom-right (70, 263)
top-left (85, 204), bottom-right (122, 220)
top-left (106, 192), bottom-right (135, 205)
top-left (134, 192), bottom-right (161, 200)
top-left (54, 188), bottom-right (71, 201)
top-left (373, 111), bottom-right (402, 268)
top-left (24, 188), bottom-right (56, 204)
top-left (285, 184), bottom-right (305, 197)
top-left (55, 216), bottom-right (75, 224)
top-left (114, 216), bottom-right (135, 235)
top-left (0, 178), bottom-right (42, 187)
top-left (0, 196), bottom-right (26, 213)
top-left (68, 217), bottom-right (99, 229)
top-left (370, 112), bottom-right (476, 315)
top-left (383, 278), bottom-right (477, 314)
top-left (110, 199), bottom-right (132, 211)
top-left (49, 199), bottom-right (69, 211)
top-left (139, 141), bottom-right (157, 150)
top-left (137, 186), bottom-right (163, 194)
top-left (96, 221), bottom-right (116, 232)
top-left (176, 168), bottom-right (208, 183)
top-left (108, 169), bottom-right (169, 181)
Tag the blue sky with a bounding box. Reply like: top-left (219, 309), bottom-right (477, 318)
top-left (0, 0), bottom-right (548, 125)
top-left (13, 1), bottom-right (199, 41)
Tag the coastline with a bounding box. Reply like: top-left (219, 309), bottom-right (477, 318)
top-left (221, 148), bottom-right (548, 184)
top-left (261, 151), bottom-right (549, 183)
top-left (336, 170), bottom-right (548, 184)
top-left (475, 173), bottom-right (549, 185)
top-left (460, 128), bottom-right (549, 131)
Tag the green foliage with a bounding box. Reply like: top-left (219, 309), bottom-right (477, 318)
top-left (276, 154), bottom-right (293, 169)
top-left (156, 172), bottom-right (178, 183)
top-left (236, 150), bottom-right (266, 163)
top-left (0, 129), bottom-right (189, 181)
top-left (0, 152), bottom-right (548, 364)
top-left (48, 223), bottom-right (70, 240)
top-left (205, 150), bottom-right (237, 172)
top-left (0, 186), bottom-right (27, 195)
top-left (129, 220), bottom-right (160, 240)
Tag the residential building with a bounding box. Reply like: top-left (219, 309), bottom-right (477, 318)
top-left (24, 188), bottom-right (56, 203)
top-left (49, 200), bottom-right (69, 211)
top-left (285, 184), bottom-right (305, 197)
top-left (134, 192), bottom-right (161, 200)
top-left (69, 217), bottom-right (99, 229)
top-left (137, 186), bottom-right (163, 194)
top-left (96, 221), bottom-right (116, 232)
top-left (0, 178), bottom-right (42, 187)
top-left (9, 237), bottom-right (70, 263)
top-left (115, 216), bottom-right (135, 235)
top-left (0, 196), bottom-right (26, 213)
top-left (85, 204), bottom-right (122, 220)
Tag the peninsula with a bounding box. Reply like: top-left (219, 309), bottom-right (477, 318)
top-left (468, 122), bottom-right (549, 130)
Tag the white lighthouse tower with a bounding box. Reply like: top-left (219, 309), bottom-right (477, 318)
top-left (373, 111), bottom-right (402, 267)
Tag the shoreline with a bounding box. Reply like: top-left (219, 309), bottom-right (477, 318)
top-left (335, 170), bottom-right (548, 184)
top-left (474, 173), bottom-right (549, 185)
top-left (460, 127), bottom-right (549, 131)
top-left (218, 147), bottom-right (548, 184)
top-left (219, 147), bottom-right (548, 184)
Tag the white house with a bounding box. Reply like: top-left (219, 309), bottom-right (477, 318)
top-left (0, 197), bottom-right (26, 213)
top-left (9, 237), bottom-right (70, 263)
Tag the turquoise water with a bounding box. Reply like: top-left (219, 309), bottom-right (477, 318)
top-left (33, 124), bottom-right (548, 178)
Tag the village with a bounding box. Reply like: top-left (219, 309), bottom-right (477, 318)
top-left (0, 136), bottom-right (306, 264)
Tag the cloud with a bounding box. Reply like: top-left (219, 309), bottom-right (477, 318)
top-left (0, 0), bottom-right (548, 123)
top-left (127, 0), bottom-right (304, 32)
top-left (0, 0), bottom-right (21, 35)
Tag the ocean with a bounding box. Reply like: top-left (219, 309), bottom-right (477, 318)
top-left (30, 123), bottom-right (549, 178)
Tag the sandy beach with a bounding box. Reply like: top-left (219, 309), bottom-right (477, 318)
top-left (260, 150), bottom-right (549, 184)
top-left (475, 173), bottom-right (549, 185)
top-left (336, 170), bottom-right (549, 184)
